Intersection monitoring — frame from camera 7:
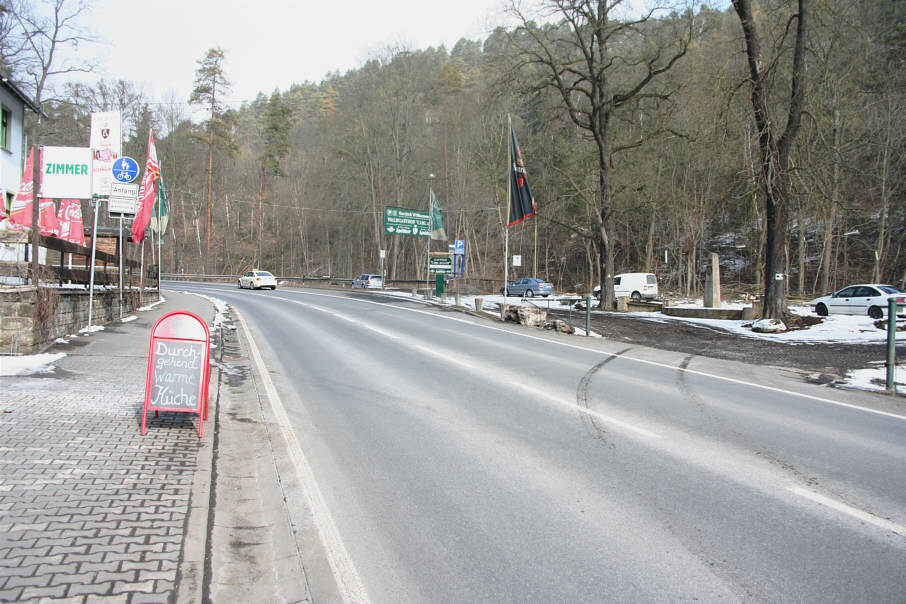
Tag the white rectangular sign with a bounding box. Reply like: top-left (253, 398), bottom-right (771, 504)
top-left (41, 147), bottom-right (93, 199)
top-left (90, 111), bottom-right (122, 196)
top-left (109, 182), bottom-right (138, 215)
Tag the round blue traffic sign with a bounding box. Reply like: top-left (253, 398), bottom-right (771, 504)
top-left (112, 156), bottom-right (140, 183)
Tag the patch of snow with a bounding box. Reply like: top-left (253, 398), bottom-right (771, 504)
top-left (175, 290), bottom-right (230, 332)
top-left (79, 325), bottom-right (105, 334)
top-left (846, 365), bottom-right (906, 394)
top-left (0, 352), bottom-right (66, 376)
top-left (120, 316), bottom-right (138, 323)
top-left (138, 295), bottom-right (167, 312)
top-left (55, 338), bottom-right (69, 344)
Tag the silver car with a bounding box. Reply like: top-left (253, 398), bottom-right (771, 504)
top-left (352, 274), bottom-right (383, 289)
top-left (810, 284), bottom-right (904, 319)
top-left (500, 278), bottom-right (555, 297)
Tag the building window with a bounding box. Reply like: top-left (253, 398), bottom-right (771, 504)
top-left (0, 106), bottom-right (11, 151)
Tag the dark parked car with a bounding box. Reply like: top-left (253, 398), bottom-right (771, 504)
top-left (500, 278), bottom-right (554, 297)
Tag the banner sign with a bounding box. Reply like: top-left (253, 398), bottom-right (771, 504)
top-left (384, 206), bottom-right (430, 237)
top-left (141, 311), bottom-right (211, 437)
top-left (41, 147), bottom-right (93, 200)
top-left (90, 111), bottom-right (122, 196)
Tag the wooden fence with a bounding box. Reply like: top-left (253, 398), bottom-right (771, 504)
top-left (0, 230), bottom-right (158, 288)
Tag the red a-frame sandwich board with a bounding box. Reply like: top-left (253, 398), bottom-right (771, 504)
top-left (141, 311), bottom-right (210, 437)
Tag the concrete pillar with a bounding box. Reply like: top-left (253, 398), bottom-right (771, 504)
top-left (474, 297), bottom-right (483, 312)
top-left (704, 252), bottom-right (721, 308)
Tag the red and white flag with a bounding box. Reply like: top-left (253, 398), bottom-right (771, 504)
top-left (39, 198), bottom-right (60, 237)
top-left (8, 147), bottom-right (35, 231)
top-left (57, 199), bottom-right (86, 246)
top-left (131, 131), bottom-right (160, 243)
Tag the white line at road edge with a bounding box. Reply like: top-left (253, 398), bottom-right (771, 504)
top-left (233, 306), bottom-right (370, 604)
top-left (787, 486), bottom-right (906, 536)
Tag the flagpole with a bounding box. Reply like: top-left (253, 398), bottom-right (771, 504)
top-left (426, 181), bottom-right (433, 298)
top-left (157, 161), bottom-right (162, 294)
top-left (504, 115), bottom-right (512, 301)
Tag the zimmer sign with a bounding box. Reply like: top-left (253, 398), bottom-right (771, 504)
top-left (41, 147), bottom-right (93, 199)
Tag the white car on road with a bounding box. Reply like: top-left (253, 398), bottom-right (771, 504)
top-left (238, 270), bottom-right (277, 290)
top-left (809, 283), bottom-right (904, 319)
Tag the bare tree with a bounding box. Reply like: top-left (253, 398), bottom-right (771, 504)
top-left (3, 0), bottom-right (97, 103)
top-left (507, 0), bottom-right (696, 307)
top-left (731, 0), bottom-right (807, 319)
top-left (2, 0), bottom-right (96, 285)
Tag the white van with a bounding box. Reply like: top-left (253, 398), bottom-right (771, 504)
top-left (594, 272), bottom-right (659, 300)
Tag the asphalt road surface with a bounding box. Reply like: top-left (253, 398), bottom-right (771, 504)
top-left (170, 282), bottom-right (906, 603)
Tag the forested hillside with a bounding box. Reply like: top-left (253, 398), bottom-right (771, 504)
top-left (5, 0), bottom-right (904, 301)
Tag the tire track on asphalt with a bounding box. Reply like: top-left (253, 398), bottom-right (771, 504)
top-left (576, 348), bottom-right (634, 447)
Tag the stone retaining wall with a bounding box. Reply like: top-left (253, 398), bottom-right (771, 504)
top-left (0, 286), bottom-right (157, 354)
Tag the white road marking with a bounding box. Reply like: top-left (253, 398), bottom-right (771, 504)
top-left (413, 340), bottom-right (662, 439)
top-left (234, 306), bottom-right (371, 604)
top-left (272, 296), bottom-right (662, 439)
top-left (787, 485), bottom-right (906, 536)
top-left (291, 290), bottom-right (906, 423)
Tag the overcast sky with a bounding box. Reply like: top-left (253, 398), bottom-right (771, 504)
top-left (84, 0), bottom-right (513, 110)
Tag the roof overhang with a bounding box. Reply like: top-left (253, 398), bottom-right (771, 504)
top-left (0, 71), bottom-right (46, 117)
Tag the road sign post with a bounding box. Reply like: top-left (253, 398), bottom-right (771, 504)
top-left (887, 296), bottom-right (905, 391)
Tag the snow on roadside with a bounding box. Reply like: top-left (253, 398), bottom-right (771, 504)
top-left (0, 353), bottom-right (66, 376)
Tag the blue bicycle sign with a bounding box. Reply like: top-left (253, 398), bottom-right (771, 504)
top-left (112, 156), bottom-right (139, 183)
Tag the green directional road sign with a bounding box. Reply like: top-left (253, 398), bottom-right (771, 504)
top-left (384, 206), bottom-right (431, 237)
top-left (429, 256), bottom-right (453, 273)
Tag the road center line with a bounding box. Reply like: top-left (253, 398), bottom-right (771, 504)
top-left (787, 485), bottom-right (906, 536)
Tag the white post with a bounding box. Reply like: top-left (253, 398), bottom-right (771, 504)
top-left (118, 215), bottom-right (124, 320)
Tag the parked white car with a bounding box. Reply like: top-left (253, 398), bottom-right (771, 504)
top-left (352, 274), bottom-right (383, 289)
top-left (238, 270), bottom-right (277, 290)
top-left (594, 272), bottom-right (659, 300)
top-left (809, 284), bottom-right (904, 319)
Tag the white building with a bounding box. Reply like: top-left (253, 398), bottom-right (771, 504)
top-left (0, 71), bottom-right (44, 271)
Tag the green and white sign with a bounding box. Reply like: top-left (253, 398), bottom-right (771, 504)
top-left (429, 256), bottom-right (453, 273)
top-left (384, 206), bottom-right (430, 237)
top-left (41, 147), bottom-right (93, 199)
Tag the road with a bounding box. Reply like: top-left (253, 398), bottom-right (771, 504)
top-left (171, 282), bottom-right (906, 603)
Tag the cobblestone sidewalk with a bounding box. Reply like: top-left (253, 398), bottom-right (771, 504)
top-left (0, 293), bottom-right (215, 603)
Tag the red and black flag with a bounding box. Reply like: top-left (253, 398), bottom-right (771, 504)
top-left (508, 127), bottom-right (535, 226)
